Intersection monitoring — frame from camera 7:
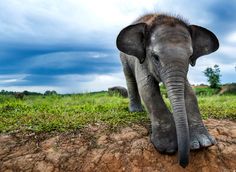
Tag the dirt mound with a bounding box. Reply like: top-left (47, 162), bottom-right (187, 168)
top-left (1, 119), bottom-right (236, 172)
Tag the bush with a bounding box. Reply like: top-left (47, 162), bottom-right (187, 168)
top-left (194, 87), bottom-right (220, 96)
top-left (44, 90), bottom-right (57, 95)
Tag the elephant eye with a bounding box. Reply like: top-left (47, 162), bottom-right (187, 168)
top-left (152, 53), bottom-right (160, 61)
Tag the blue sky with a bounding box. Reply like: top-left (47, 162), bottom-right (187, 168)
top-left (0, 0), bottom-right (236, 93)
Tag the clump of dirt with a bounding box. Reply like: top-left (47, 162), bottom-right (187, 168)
top-left (0, 119), bottom-right (236, 172)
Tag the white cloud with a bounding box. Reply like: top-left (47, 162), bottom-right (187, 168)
top-left (0, 86), bottom-right (61, 93)
top-left (2, 0), bottom-right (214, 46)
top-left (0, 74), bottom-right (28, 84)
top-left (78, 73), bottom-right (126, 92)
top-left (0, 0), bottom-right (218, 48)
top-left (218, 45), bottom-right (236, 58)
top-left (56, 72), bottom-right (126, 93)
top-left (0, 0), bottom-right (158, 47)
top-left (226, 31), bottom-right (236, 43)
top-left (0, 72), bottom-right (126, 94)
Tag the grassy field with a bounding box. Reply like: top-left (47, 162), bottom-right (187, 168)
top-left (0, 92), bottom-right (236, 133)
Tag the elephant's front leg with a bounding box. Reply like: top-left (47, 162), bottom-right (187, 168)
top-left (138, 76), bottom-right (177, 154)
top-left (185, 81), bottom-right (216, 150)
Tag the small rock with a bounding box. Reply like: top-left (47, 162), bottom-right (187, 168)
top-left (112, 132), bottom-right (139, 141)
top-left (217, 127), bottom-right (230, 136)
top-left (230, 128), bottom-right (236, 138)
top-left (132, 166), bottom-right (142, 172)
top-left (133, 125), bottom-right (148, 136)
top-left (0, 135), bottom-right (12, 143)
top-left (4, 170), bottom-right (13, 172)
top-left (131, 138), bottom-right (149, 149)
top-left (115, 152), bottom-right (121, 160)
top-left (45, 148), bottom-right (61, 164)
top-left (34, 161), bottom-right (54, 172)
top-left (117, 141), bottom-right (124, 145)
top-left (112, 127), bottom-right (140, 141)
top-left (41, 136), bottom-right (59, 150)
top-left (129, 148), bottom-right (143, 158)
top-left (77, 146), bottom-right (88, 155)
top-left (101, 152), bottom-right (114, 162)
top-left (97, 135), bottom-right (108, 145)
top-left (222, 145), bottom-right (236, 155)
top-left (90, 149), bottom-right (105, 163)
top-left (143, 150), bottom-right (153, 161)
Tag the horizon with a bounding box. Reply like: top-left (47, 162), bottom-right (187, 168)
top-left (0, 0), bottom-right (236, 94)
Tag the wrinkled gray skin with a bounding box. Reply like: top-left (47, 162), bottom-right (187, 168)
top-left (116, 15), bottom-right (219, 167)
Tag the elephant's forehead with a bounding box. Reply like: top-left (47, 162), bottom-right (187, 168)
top-left (149, 24), bottom-right (192, 54)
top-left (150, 24), bottom-right (191, 43)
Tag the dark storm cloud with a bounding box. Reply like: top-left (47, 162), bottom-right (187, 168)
top-left (0, 50), bottom-right (121, 86)
top-left (0, 41), bottom-right (119, 74)
top-left (26, 51), bottom-right (121, 75)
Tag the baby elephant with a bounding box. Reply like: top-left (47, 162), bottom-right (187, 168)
top-left (116, 14), bottom-right (219, 167)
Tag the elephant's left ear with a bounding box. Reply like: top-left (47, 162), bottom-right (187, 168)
top-left (189, 25), bottom-right (219, 66)
top-left (116, 23), bottom-right (147, 63)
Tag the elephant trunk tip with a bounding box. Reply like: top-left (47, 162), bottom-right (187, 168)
top-left (178, 128), bottom-right (190, 168)
top-left (179, 156), bottom-right (189, 168)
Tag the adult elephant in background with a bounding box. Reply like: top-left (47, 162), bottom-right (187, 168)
top-left (116, 14), bottom-right (219, 167)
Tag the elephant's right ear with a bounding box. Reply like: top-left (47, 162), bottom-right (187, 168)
top-left (189, 25), bottom-right (219, 66)
top-left (116, 23), bottom-right (147, 63)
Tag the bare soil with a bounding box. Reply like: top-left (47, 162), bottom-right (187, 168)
top-left (0, 119), bottom-right (236, 172)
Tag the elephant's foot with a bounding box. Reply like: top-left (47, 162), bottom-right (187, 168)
top-left (151, 124), bottom-right (177, 154)
top-left (190, 125), bottom-right (216, 150)
top-left (129, 102), bottom-right (144, 112)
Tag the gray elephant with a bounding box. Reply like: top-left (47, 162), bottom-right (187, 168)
top-left (116, 14), bottom-right (219, 167)
top-left (108, 86), bottom-right (128, 98)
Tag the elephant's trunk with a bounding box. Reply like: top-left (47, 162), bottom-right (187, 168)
top-left (161, 63), bottom-right (189, 167)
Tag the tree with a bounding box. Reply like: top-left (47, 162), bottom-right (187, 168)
top-left (203, 64), bottom-right (221, 88)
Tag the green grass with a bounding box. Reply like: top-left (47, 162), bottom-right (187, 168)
top-left (197, 95), bottom-right (236, 119)
top-left (0, 92), bottom-right (235, 133)
top-left (193, 87), bottom-right (220, 96)
top-left (0, 93), bottom-right (147, 133)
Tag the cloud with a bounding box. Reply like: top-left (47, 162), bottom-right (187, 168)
top-left (57, 72), bottom-right (126, 93)
top-left (0, 0), bottom-right (235, 93)
top-left (0, 0), bottom-right (158, 49)
top-left (218, 45), bottom-right (236, 59)
top-left (26, 51), bottom-right (121, 75)
top-left (0, 86), bottom-right (61, 93)
top-left (0, 50), bottom-right (121, 75)
top-left (0, 72), bottom-right (126, 94)
top-left (226, 32), bottom-right (236, 43)
top-left (0, 74), bottom-right (28, 85)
